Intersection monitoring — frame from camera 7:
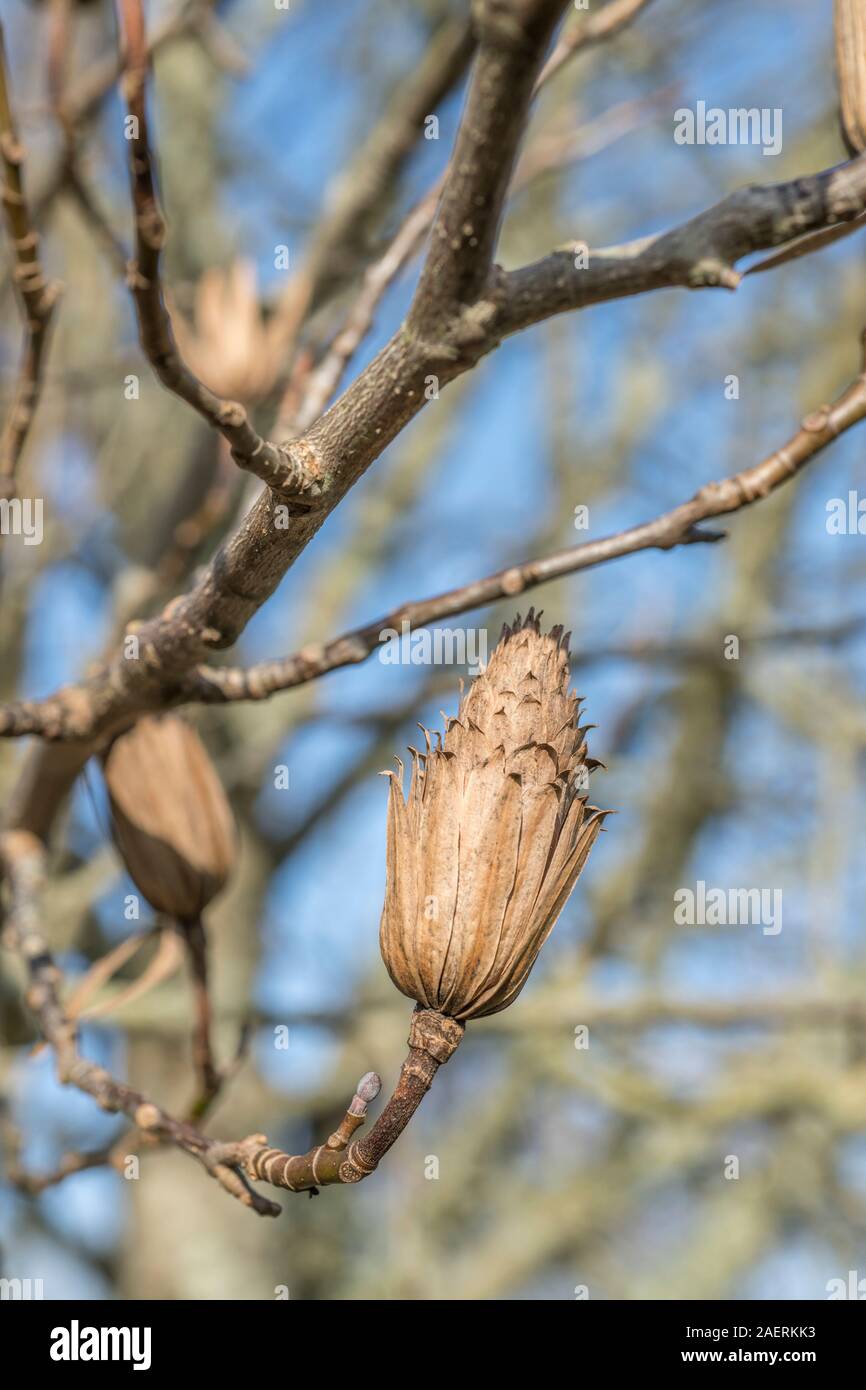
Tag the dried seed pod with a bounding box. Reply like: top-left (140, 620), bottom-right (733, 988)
top-left (835, 0), bottom-right (866, 154)
top-left (379, 611), bottom-right (609, 1021)
top-left (172, 259), bottom-right (287, 404)
top-left (101, 715), bottom-right (237, 923)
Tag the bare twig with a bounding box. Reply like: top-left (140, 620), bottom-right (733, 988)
top-left (281, 0), bottom-right (652, 434)
top-left (535, 0), bottom-right (657, 89)
top-left (183, 917), bottom-right (221, 1120)
top-left (497, 153), bottom-right (866, 332)
top-left (2, 11), bottom-right (865, 750)
top-left (287, 83), bottom-right (673, 435)
top-left (272, 9), bottom-right (475, 361)
top-left (409, 0), bottom-right (567, 336)
top-left (8, 1140), bottom-right (120, 1196)
top-left (21, 0), bottom-right (198, 240)
top-left (283, 184), bottom-right (442, 435)
top-left (4, 313), bottom-right (866, 737)
top-left (217, 1012), bottom-right (461, 1194)
top-left (1, 830), bottom-right (449, 1208)
top-left (0, 22), bottom-right (60, 496)
top-left (237, 989), bottom-right (866, 1038)
top-left (0, 828), bottom-right (394, 1212)
top-left (183, 332), bottom-right (866, 704)
top-left (744, 209), bottom-right (866, 276)
top-left (115, 0), bottom-right (320, 496)
top-left (511, 84), bottom-right (677, 188)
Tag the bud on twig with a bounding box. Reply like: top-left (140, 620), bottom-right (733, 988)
top-left (379, 612), bottom-right (609, 1021)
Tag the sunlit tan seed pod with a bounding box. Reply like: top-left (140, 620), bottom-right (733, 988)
top-left (171, 259), bottom-right (289, 404)
top-left (835, 0), bottom-right (866, 154)
top-left (101, 714), bottom-right (237, 924)
top-left (379, 611), bottom-right (609, 1021)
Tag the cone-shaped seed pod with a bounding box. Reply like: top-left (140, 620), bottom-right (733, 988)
top-left (379, 611), bottom-right (608, 1021)
top-left (835, 0), bottom-right (866, 154)
top-left (101, 714), bottom-right (237, 923)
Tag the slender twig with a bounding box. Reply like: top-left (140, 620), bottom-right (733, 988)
top-left (511, 84), bottom-right (677, 189)
top-left (8, 1141), bottom-right (120, 1196)
top-left (270, 8), bottom-right (475, 376)
top-left (835, 0), bottom-right (866, 154)
top-left (217, 1012), bottom-right (462, 1194)
top-left (744, 209), bottom-right (866, 277)
top-left (17, 0), bottom-right (196, 245)
top-left (46, 0), bottom-right (130, 279)
top-left (46, 0), bottom-right (73, 144)
top-left (4, 320), bottom-right (866, 737)
top-left (62, 0), bottom-right (193, 132)
top-left (409, 0), bottom-right (566, 336)
top-left (283, 0), bottom-right (571, 437)
top-left (0, 829), bottom-right (280, 1215)
top-left (114, 0), bottom-right (320, 496)
top-left (535, 0), bottom-right (657, 88)
top-left (184, 332), bottom-right (866, 705)
top-left (3, 11), bottom-right (866, 748)
top-left (497, 153), bottom-right (866, 333)
top-left (0, 827), bottom-right (409, 1212)
top-left (224, 990), bottom-right (866, 1039)
top-left (186, 1016), bottom-right (252, 1125)
top-left (286, 84), bottom-right (673, 435)
top-left (0, 22), bottom-right (60, 496)
top-left (283, 183), bottom-right (442, 435)
top-left (183, 917), bottom-right (221, 1119)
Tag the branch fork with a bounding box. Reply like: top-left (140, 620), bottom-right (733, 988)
top-left (227, 1008), bottom-right (464, 1195)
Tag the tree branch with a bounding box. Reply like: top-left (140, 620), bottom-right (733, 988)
top-left (0, 828), bottom-right (283, 1214)
top-left (3, 12), bottom-right (865, 747)
top-left (0, 21), bottom-right (60, 497)
top-left (4, 318), bottom-right (865, 736)
top-left (288, 82), bottom-right (673, 435)
top-left (2, 827), bottom-right (459, 1211)
top-left (1, 827), bottom-right (464, 1209)
top-left (535, 0), bottom-right (657, 88)
top-left (497, 153), bottom-right (866, 333)
top-left (220, 1010), bottom-right (463, 1194)
top-left (409, 0), bottom-right (567, 336)
top-left (158, 329), bottom-right (866, 706)
top-left (287, 12), bottom-right (475, 320)
top-left (115, 0), bottom-right (320, 496)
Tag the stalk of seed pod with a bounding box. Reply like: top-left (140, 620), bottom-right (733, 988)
top-left (835, 0), bottom-right (866, 154)
top-left (228, 613), bottom-right (610, 1198)
top-left (101, 714), bottom-right (237, 1114)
